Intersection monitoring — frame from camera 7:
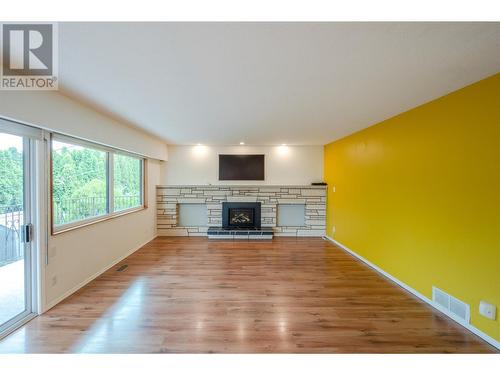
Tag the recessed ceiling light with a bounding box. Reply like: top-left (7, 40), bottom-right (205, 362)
top-left (239, 142), bottom-right (245, 145)
top-left (277, 143), bottom-right (289, 155)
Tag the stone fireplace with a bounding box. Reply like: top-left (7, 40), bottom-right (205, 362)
top-left (156, 185), bottom-right (326, 237)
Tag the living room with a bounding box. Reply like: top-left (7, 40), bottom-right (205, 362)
top-left (0, 1), bottom-right (499, 373)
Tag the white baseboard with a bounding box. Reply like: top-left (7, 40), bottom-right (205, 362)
top-left (43, 235), bottom-right (157, 312)
top-left (323, 235), bottom-right (499, 350)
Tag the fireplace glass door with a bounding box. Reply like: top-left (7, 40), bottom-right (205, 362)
top-left (229, 208), bottom-right (254, 227)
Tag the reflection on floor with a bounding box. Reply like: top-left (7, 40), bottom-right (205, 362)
top-left (0, 260), bottom-right (25, 326)
top-left (0, 237), bottom-right (496, 353)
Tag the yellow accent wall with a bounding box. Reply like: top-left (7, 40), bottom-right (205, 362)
top-left (324, 73), bottom-right (500, 342)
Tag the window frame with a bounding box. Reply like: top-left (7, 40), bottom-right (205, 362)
top-left (50, 134), bottom-right (146, 235)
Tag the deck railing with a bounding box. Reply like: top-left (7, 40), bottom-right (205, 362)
top-left (53, 195), bottom-right (140, 225)
top-left (53, 196), bottom-right (107, 225)
top-left (0, 205), bottom-right (23, 267)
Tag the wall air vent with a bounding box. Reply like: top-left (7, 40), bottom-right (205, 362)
top-left (432, 286), bottom-right (470, 324)
top-left (433, 287), bottom-right (450, 309)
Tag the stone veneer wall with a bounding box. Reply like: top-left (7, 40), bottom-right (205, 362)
top-left (157, 185), bottom-right (326, 237)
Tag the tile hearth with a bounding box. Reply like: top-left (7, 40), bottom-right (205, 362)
top-left (206, 227), bottom-right (274, 240)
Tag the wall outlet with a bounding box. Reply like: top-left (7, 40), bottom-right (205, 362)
top-left (332, 226), bottom-right (336, 234)
top-left (479, 301), bottom-right (496, 320)
top-left (51, 275), bottom-right (57, 287)
top-left (333, 185), bottom-right (336, 193)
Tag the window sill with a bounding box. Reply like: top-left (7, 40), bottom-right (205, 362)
top-left (51, 206), bottom-right (146, 236)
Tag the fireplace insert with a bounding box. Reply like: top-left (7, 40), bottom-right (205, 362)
top-left (222, 202), bottom-right (261, 229)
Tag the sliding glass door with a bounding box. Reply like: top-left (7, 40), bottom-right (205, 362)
top-left (0, 122), bottom-right (36, 338)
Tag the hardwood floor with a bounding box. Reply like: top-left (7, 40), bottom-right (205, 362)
top-left (0, 237), bottom-right (495, 353)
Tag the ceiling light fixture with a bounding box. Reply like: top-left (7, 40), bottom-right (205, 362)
top-left (193, 143), bottom-right (207, 157)
top-left (239, 142), bottom-right (245, 145)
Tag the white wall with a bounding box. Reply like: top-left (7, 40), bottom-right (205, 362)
top-left (161, 145), bottom-right (324, 185)
top-left (0, 91), bottom-right (167, 160)
top-left (0, 90), bottom-right (165, 311)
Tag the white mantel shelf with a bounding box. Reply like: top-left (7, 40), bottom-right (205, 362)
top-left (156, 184), bottom-right (326, 237)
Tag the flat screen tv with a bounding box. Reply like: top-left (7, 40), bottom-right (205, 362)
top-left (218, 154), bottom-right (265, 181)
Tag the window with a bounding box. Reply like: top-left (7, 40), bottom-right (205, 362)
top-left (51, 136), bottom-right (145, 232)
top-left (113, 153), bottom-right (142, 211)
top-left (52, 140), bottom-right (108, 226)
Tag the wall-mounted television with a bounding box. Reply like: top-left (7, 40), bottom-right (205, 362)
top-left (218, 154), bottom-right (265, 181)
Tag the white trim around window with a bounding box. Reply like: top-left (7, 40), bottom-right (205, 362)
top-left (50, 133), bottom-right (146, 235)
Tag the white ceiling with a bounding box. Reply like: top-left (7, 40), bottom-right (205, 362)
top-left (59, 22), bottom-right (500, 145)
